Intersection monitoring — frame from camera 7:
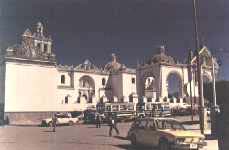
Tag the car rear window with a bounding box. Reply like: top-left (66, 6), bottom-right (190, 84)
top-left (156, 119), bottom-right (184, 130)
top-left (71, 111), bottom-right (82, 117)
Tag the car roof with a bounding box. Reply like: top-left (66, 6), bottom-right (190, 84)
top-left (136, 117), bottom-right (180, 122)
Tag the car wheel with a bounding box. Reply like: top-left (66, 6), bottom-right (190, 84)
top-left (159, 139), bottom-right (170, 150)
top-left (69, 121), bottom-right (74, 126)
top-left (48, 121), bottom-right (53, 127)
top-left (130, 134), bottom-right (137, 146)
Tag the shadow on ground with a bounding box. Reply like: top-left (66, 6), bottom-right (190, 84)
top-left (113, 144), bottom-right (157, 150)
top-left (43, 130), bottom-right (55, 132)
top-left (95, 134), bottom-right (109, 137)
top-left (113, 135), bottom-right (128, 140)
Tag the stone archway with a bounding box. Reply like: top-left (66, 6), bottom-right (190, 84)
top-left (166, 72), bottom-right (183, 99)
top-left (79, 75), bottom-right (95, 103)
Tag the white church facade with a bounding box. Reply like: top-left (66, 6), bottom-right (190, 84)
top-left (0, 22), bottom-right (217, 125)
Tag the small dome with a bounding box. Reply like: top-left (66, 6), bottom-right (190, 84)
top-left (148, 46), bottom-right (175, 64)
top-left (75, 59), bottom-right (100, 71)
top-left (83, 59), bottom-right (92, 65)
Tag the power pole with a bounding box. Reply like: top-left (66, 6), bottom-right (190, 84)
top-left (192, 0), bottom-right (205, 134)
top-left (189, 50), bottom-right (194, 121)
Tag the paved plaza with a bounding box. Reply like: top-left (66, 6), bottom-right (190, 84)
top-left (0, 121), bottom-right (219, 150)
top-left (0, 123), bottom-right (145, 150)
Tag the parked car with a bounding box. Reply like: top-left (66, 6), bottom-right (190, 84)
top-left (83, 109), bottom-right (97, 124)
top-left (41, 112), bottom-right (82, 127)
top-left (127, 117), bottom-right (206, 150)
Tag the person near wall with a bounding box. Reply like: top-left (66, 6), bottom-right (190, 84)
top-left (96, 114), bottom-right (101, 128)
top-left (52, 113), bottom-right (57, 132)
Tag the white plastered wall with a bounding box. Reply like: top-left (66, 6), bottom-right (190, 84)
top-left (4, 62), bottom-right (58, 112)
top-left (122, 73), bottom-right (137, 102)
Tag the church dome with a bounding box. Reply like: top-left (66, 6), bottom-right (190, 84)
top-left (148, 46), bottom-right (175, 64)
top-left (83, 59), bottom-right (92, 66)
top-left (75, 59), bottom-right (101, 71)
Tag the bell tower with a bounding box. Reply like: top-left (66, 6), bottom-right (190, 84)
top-left (33, 22), bottom-right (52, 55)
top-left (6, 22), bottom-right (56, 63)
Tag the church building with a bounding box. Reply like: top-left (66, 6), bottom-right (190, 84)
top-left (0, 22), bottom-right (217, 125)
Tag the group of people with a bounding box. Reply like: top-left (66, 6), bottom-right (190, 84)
top-left (51, 112), bottom-right (120, 136)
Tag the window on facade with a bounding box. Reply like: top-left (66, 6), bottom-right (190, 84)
top-left (77, 97), bottom-right (80, 103)
top-left (61, 75), bottom-right (65, 84)
top-left (163, 97), bottom-right (167, 102)
top-left (88, 97), bottom-right (92, 103)
top-left (183, 98), bottom-right (187, 103)
top-left (44, 44), bottom-right (48, 53)
top-left (102, 78), bottom-right (106, 86)
top-left (131, 78), bottom-right (135, 84)
top-left (170, 98), bottom-right (174, 103)
top-left (65, 96), bottom-right (68, 104)
top-left (156, 98), bottom-right (160, 102)
top-left (176, 98), bottom-right (180, 103)
top-left (147, 97), bottom-right (152, 102)
top-left (129, 96), bottom-right (133, 103)
top-left (37, 43), bottom-right (41, 50)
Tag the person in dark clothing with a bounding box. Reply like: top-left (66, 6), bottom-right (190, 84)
top-left (52, 113), bottom-right (57, 132)
top-left (108, 114), bottom-right (119, 136)
top-left (96, 114), bottom-right (101, 128)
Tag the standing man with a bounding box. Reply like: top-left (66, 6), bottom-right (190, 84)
top-left (108, 113), bottom-right (119, 137)
top-left (52, 113), bottom-right (57, 132)
top-left (96, 114), bottom-right (101, 128)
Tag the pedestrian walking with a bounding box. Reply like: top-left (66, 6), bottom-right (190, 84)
top-left (52, 113), bottom-right (57, 132)
top-left (108, 114), bottom-right (119, 137)
top-left (96, 114), bottom-right (101, 128)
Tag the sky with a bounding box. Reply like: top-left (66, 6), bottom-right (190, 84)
top-left (0, 0), bottom-right (228, 80)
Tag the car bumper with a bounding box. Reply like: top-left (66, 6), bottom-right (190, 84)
top-left (172, 142), bottom-right (207, 149)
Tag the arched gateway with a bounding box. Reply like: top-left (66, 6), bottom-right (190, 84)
top-left (136, 46), bottom-right (218, 106)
